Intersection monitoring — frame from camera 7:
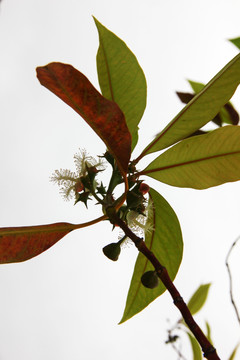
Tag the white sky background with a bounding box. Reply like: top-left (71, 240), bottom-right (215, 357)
top-left (0, 0), bottom-right (240, 359)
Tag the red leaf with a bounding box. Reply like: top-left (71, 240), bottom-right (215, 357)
top-left (0, 222), bottom-right (75, 263)
top-left (36, 63), bottom-right (131, 175)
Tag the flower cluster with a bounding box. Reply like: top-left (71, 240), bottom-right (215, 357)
top-left (51, 148), bottom-right (154, 261)
top-left (50, 149), bottom-right (105, 205)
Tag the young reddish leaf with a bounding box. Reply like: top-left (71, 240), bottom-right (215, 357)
top-left (0, 216), bottom-right (107, 264)
top-left (0, 222), bottom-right (76, 263)
top-left (176, 91), bottom-right (195, 104)
top-left (36, 63), bottom-right (131, 175)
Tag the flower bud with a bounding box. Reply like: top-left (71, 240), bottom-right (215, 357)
top-left (139, 183), bottom-right (150, 195)
top-left (141, 270), bottom-right (159, 289)
top-left (75, 181), bottom-right (84, 193)
top-left (102, 242), bottom-right (121, 261)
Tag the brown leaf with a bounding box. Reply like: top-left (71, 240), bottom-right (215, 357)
top-left (224, 103), bottom-right (239, 125)
top-left (176, 91), bottom-right (195, 104)
top-left (0, 222), bottom-right (76, 263)
top-left (36, 63), bottom-right (131, 175)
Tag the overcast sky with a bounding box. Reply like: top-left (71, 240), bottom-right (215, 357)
top-left (1, 0), bottom-right (240, 359)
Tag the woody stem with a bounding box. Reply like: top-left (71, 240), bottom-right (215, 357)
top-left (107, 208), bottom-right (221, 360)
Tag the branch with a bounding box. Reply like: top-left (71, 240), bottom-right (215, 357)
top-left (225, 236), bottom-right (240, 326)
top-left (107, 208), bottom-right (221, 360)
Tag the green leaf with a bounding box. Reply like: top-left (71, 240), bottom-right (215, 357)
top-left (228, 343), bottom-right (240, 360)
top-left (177, 89), bottom-right (239, 128)
top-left (187, 332), bottom-right (203, 360)
top-left (142, 126), bottom-right (240, 189)
top-left (205, 321), bottom-right (213, 345)
top-left (94, 17), bottom-right (147, 151)
top-left (188, 80), bottom-right (239, 126)
top-left (138, 53), bottom-right (240, 158)
top-left (188, 80), bottom-right (205, 93)
top-left (36, 63), bottom-right (131, 176)
top-left (229, 37), bottom-right (240, 50)
top-left (119, 188), bottom-right (183, 323)
top-left (187, 284), bottom-right (211, 316)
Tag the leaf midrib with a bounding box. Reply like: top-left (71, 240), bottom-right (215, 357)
top-left (142, 150), bottom-right (240, 175)
top-left (139, 53), bottom-right (240, 158)
top-left (99, 37), bottom-right (115, 102)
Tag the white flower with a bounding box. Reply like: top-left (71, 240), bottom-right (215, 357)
top-left (50, 149), bottom-right (105, 201)
top-left (119, 198), bottom-right (155, 246)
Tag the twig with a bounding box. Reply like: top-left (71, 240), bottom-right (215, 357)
top-left (166, 329), bottom-right (188, 360)
top-left (225, 236), bottom-right (240, 325)
top-left (107, 208), bottom-right (221, 360)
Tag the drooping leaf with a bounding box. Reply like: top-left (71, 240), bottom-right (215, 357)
top-left (142, 126), bottom-right (240, 189)
top-left (187, 332), bottom-right (203, 360)
top-left (0, 222), bottom-right (76, 263)
top-left (138, 53), bottom-right (240, 158)
top-left (36, 63), bottom-right (131, 175)
top-left (228, 343), bottom-right (240, 360)
top-left (229, 37), bottom-right (240, 50)
top-left (94, 17), bottom-right (147, 151)
top-left (119, 188), bottom-right (183, 323)
top-left (187, 284), bottom-right (211, 316)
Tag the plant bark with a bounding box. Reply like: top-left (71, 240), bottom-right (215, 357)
top-left (107, 209), bottom-right (221, 360)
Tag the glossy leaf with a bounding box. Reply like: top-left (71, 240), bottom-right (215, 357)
top-left (187, 284), bottom-right (211, 315)
top-left (142, 126), bottom-right (240, 189)
top-left (187, 332), bottom-right (203, 360)
top-left (229, 37), bottom-right (240, 50)
top-left (0, 222), bottom-right (76, 263)
top-left (139, 53), bottom-right (240, 157)
top-left (94, 17), bottom-right (147, 151)
top-left (36, 63), bottom-right (131, 175)
top-left (119, 188), bottom-right (183, 323)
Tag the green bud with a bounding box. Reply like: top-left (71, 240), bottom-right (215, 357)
top-left (74, 191), bottom-right (91, 207)
top-left (141, 270), bottom-right (159, 289)
top-left (102, 242), bottom-right (121, 261)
